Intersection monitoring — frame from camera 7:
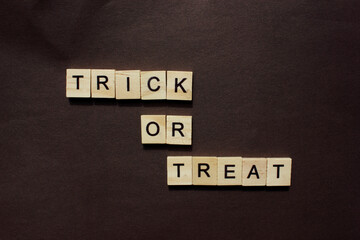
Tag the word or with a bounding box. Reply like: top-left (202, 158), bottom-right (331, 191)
top-left (141, 115), bottom-right (192, 145)
top-left (167, 156), bottom-right (292, 186)
top-left (66, 69), bottom-right (192, 100)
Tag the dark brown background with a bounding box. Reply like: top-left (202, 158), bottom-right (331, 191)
top-left (0, 1), bottom-right (359, 239)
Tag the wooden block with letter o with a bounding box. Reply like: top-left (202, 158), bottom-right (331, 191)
top-left (167, 71), bottom-right (193, 101)
top-left (218, 157), bottom-right (243, 185)
top-left (166, 115), bottom-right (192, 145)
top-left (141, 71), bottom-right (166, 100)
top-left (266, 158), bottom-right (292, 186)
top-left (192, 156), bottom-right (218, 185)
top-left (91, 69), bottom-right (115, 98)
top-left (242, 158), bottom-right (267, 186)
top-left (66, 69), bottom-right (91, 98)
top-left (115, 70), bottom-right (141, 99)
top-left (141, 115), bottom-right (166, 144)
top-left (167, 156), bottom-right (192, 185)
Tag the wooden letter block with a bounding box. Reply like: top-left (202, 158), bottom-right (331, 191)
top-left (192, 157), bottom-right (218, 185)
top-left (66, 69), bottom-right (91, 98)
top-left (141, 71), bottom-right (166, 100)
top-left (167, 156), bottom-right (192, 185)
top-left (166, 115), bottom-right (192, 145)
top-left (266, 158), bottom-right (292, 186)
top-left (91, 69), bottom-right (115, 98)
top-left (242, 158), bottom-right (267, 186)
top-left (115, 70), bottom-right (141, 99)
top-left (166, 71), bottom-right (193, 101)
top-left (141, 115), bottom-right (166, 144)
top-left (218, 157), bottom-right (243, 186)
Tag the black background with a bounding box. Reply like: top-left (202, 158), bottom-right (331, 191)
top-left (0, 1), bottom-right (359, 239)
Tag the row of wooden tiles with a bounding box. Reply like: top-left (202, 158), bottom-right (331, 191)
top-left (66, 69), bottom-right (192, 100)
top-left (141, 115), bottom-right (192, 145)
top-left (167, 156), bottom-right (292, 186)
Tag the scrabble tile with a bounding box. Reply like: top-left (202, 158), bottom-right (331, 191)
top-left (242, 158), bottom-right (267, 186)
top-left (115, 70), bottom-right (141, 99)
top-left (192, 157), bottom-right (218, 185)
top-left (166, 115), bottom-right (192, 145)
top-left (266, 158), bottom-right (292, 186)
top-left (141, 115), bottom-right (166, 144)
top-left (167, 156), bottom-right (192, 185)
top-left (217, 157), bottom-right (243, 186)
top-left (166, 71), bottom-right (193, 101)
top-left (141, 71), bottom-right (166, 100)
top-left (66, 69), bottom-right (91, 98)
top-left (91, 69), bottom-right (115, 98)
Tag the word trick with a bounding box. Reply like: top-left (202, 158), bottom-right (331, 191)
top-left (66, 69), bottom-right (192, 101)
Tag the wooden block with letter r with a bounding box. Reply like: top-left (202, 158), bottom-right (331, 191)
top-left (166, 115), bottom-right (192, 145)
top-left (66, 69), bottom-right (91, 98)
top-left (91, 69), bottom-right (115, 98)
top-left (192, 157), bottom-right (218, 185)
top-left (167, 156), bottom-right (192, 185)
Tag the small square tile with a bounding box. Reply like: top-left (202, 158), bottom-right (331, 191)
top-left (192, 157), bottom-right (218, 185)
top-left (167, 156), bottom-right (192, 185)
top-left (266, 158), bottom-right (292, 186)
top-left (91, 69), bottom-right (115, 98)
top-left (66, 69), bottom-right (91, 98)
top-left (218, 157), bottom-right (243, 185)
top-left (141, 115), bottom-right (166, 144)
top-left (166, 115), bottom-right (192, 145)
top-left (141, 71), bottom-right (166, 100)
top-left (242, 158), bottom-right (267, 186)
top-left (167, 71), bottom-right (192, 101)
top-left (115, 70), bottom-right (141, 99)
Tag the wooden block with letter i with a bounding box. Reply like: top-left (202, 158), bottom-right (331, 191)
top-left (115, 70), bottom-right (141, 99)
top-left (66, 69), bottom-right (91, 98)
top-left (242, 158), bottom-right (267, 186)
top-left (91, 69), bottom-right (115, 98)
top-left (192, 157), bottom-right (218, 185)
top-left (167, 71), bottom-right (193, 101)
top-left (266, 158), bottom-right (292, 186)
top-left (141, 115), bottom-right (166, 144)
top-left (141, 71), bottom-right (166, 100)
top-left (167, 156), bottom-right (192, 185)
top-left (166, 115), bottom-right (192, 145)
top-left (218, 157), bottom-right (243, 185)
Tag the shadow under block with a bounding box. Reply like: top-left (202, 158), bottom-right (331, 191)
top-left (242, 158), bottom-right (267, 186)
top-left (167, 156), bottom-right (192, 185)
top-left (192, 157), bottom-right (218, 185)
top-left (166, 115), bottom-right (192, 145)
top-left (115, 70), bottom-right (140, 99)
top-left (166, 71), bottom-right (193, 101)
top-left (91, 69), bottom-right (115, 98)
top-left (141, 71), bottom-right (166, 100)
top-left (66, 69), bottom-right (91, 98)
top-left (266, 158), bottom-right (292, 186)
top-left (218, 157), bottom-right (243, 186)
top-left (141, 115), bottom-right (166, 144)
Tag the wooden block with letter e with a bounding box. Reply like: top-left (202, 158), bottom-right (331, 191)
top-left (167, 71), bottom-right (193, 101)
top-left (192, 157), bottom-right (218, 185)
top-left (166, 115), bottom-right (192, 145)
top-left (141, 71), bottom-right (166, 100)
top-left (167, 156), bottom-right (192, 185)
top-left (141, 115), bottom-right (166, 144)
top-left (91, 69), bottom-right (115, 98)
top-left (115, 70), bottom-right (141, 99)
top-left (242, 158), bottom-right (267, 186)
top-left (66, 69), bottom-right (91, 98)
top-left (218, 157), bottom-right (243, 185)
top-left (266, 158), bottom-right (292, 186)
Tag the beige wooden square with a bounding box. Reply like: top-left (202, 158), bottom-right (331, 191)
top-left (141, 115), bottom-right (166, 144)
top-left (66, 69), bottom-right (91, 98)
top-left (166, 71), bottom-right (192, 101)
top-left (141, 71), bottom-right (166, 100)
top-left (166, 115), bottom-right (192, 145)
top-left (218, 157), bottom-right (243, 186)
top-left (91, 69), bottom-right (115, 98)
top-left (167, 156), bottom-right (192, 185)
top-left (192, 157), bottom-right (218, 185)
top-left (115, 70), bottom-right (141, 99)
top-left (242, 158), bottom-right (267, 186)
top-left (266, 158), bottom-right (292, 186)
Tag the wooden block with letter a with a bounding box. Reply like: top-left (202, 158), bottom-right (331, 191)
top-left (91, 69), bottom-right (115, 98)
top-left (167, 156), bottom-right (192, 185)
top-left (166, 115), bottom-right (192, 145)
top-left (66, 69), bottom-right (91, 98)
top-left (242, 158), bottom-right (267, 186)
top-left (192, 157), bottom-right (218, 185)
top-left (166, 71), bottom-right (193, 101)
top-left (217, 157), bottom-right (243, 185)
top-left (141, 115), bottom-right (166, 144)
top-left (115, 70), bottom-right (141, 99)
top-left (266, 158), bottom-right (292, 186)
top-left (141, 71), bottom-right (166, 100)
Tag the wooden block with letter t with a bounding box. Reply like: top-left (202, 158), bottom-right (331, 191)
top-left (66, 69), bottom-right (91, 98)
top-left (242, 158), bottom-right (267, 186)
top-left (167, 156), bottom-right (192, 185)
top-left (192, 157), bottom-right (218, 185)
top-left (115, 70), bottom-right (140, 99)
top-left (141, 115), bottom-right (166, 144)
top-left (141, 71), bottom-right (166, 100)
top-left (266, 158), bottom-right (292, 186)
top-left (91, 69), bottom-right (115, 98)
top-left (167, 71), bottom-right (193, 101)
top-left (218, 157), bottom-right (243, 185)
top-left (166, 115), bottom-right (192, 145)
